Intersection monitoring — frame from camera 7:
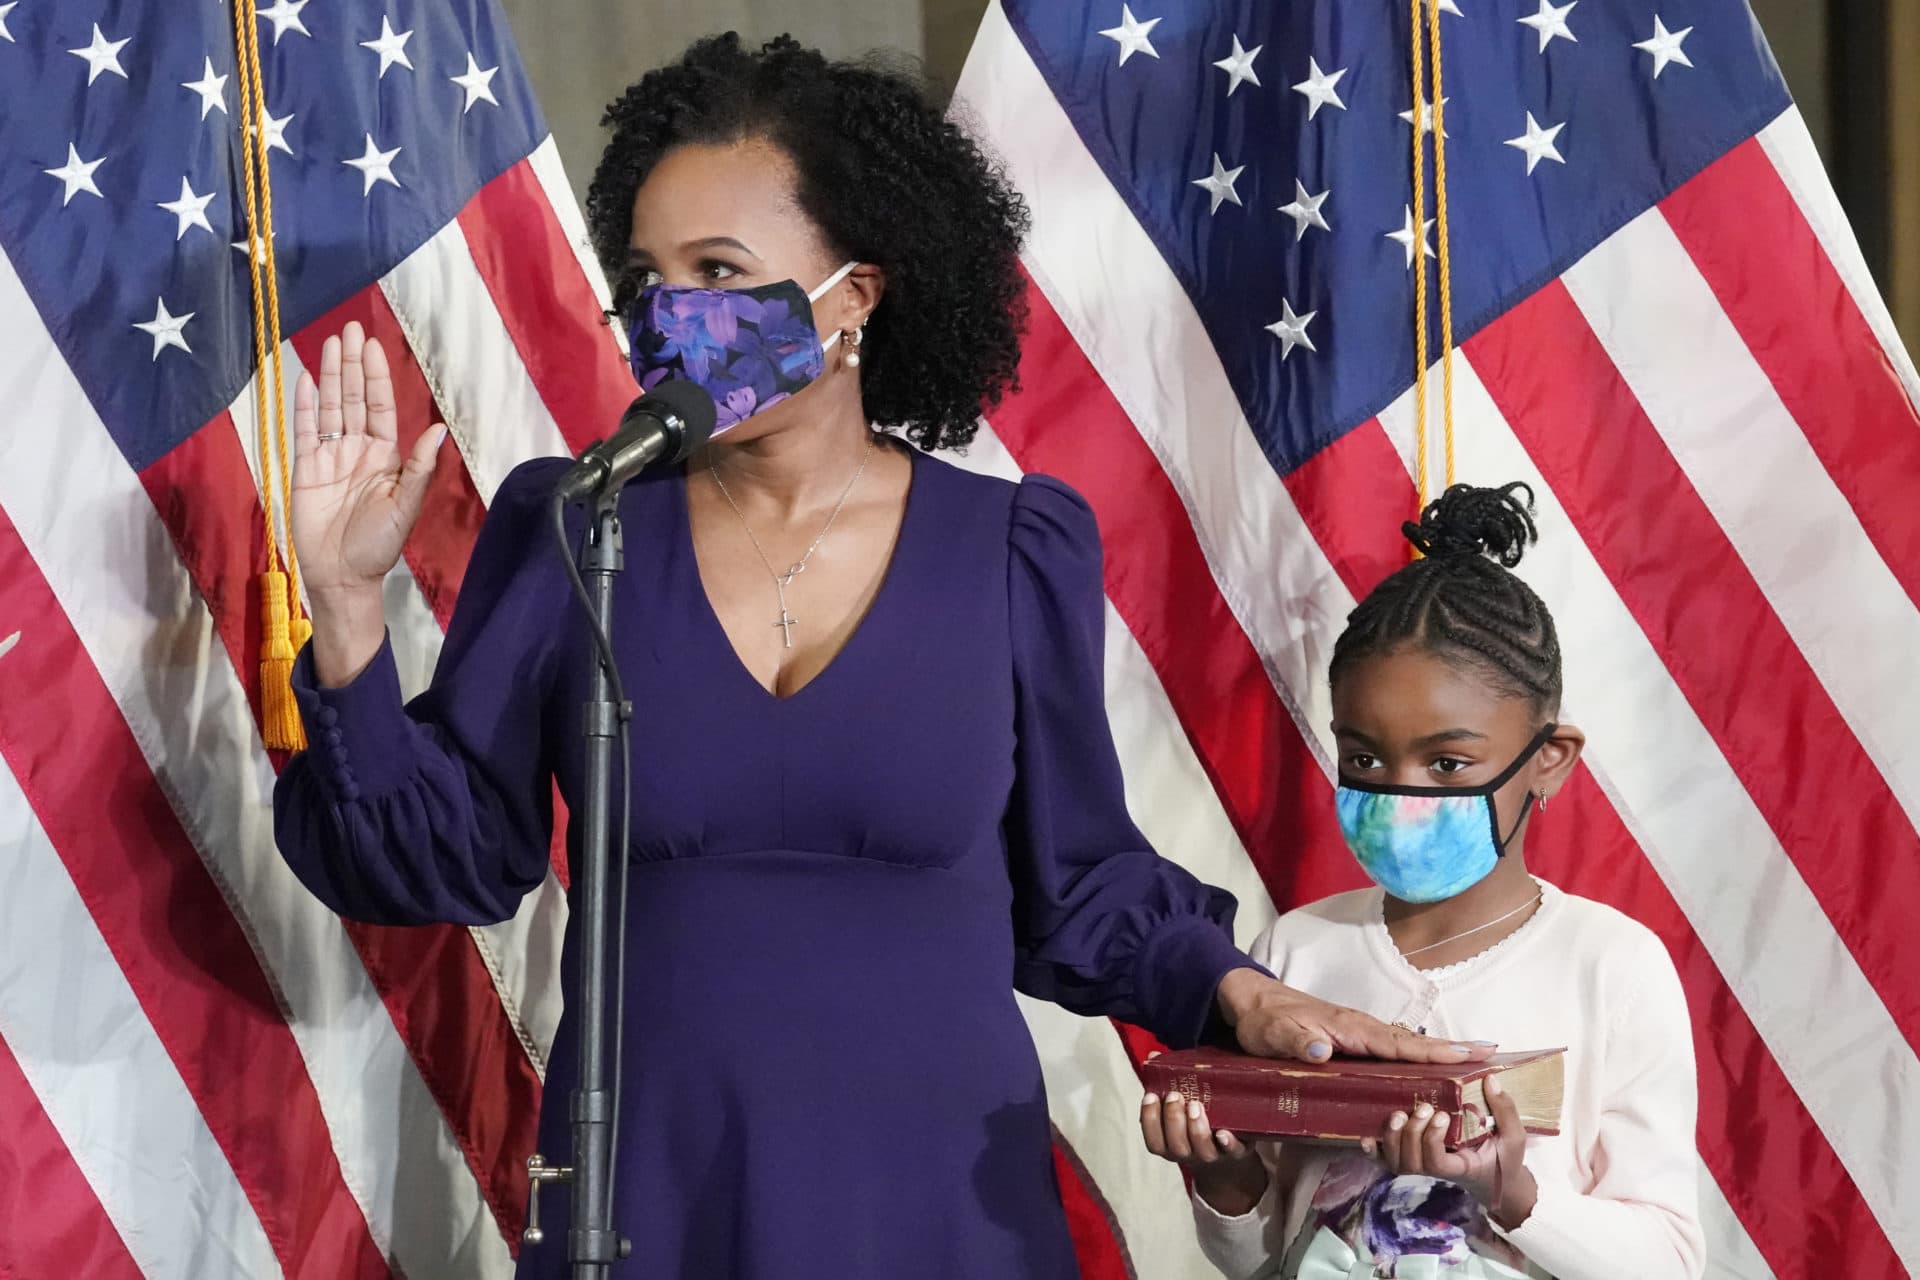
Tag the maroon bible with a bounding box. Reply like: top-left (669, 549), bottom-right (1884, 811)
top-left (1142, 1047), bottom-right (1565, 1148)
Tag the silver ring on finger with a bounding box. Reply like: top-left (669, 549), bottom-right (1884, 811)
top-left (317, 431), bottom-right (345, 441)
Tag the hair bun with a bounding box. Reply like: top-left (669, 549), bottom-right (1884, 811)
top-left (1401, 482), bottom-right (1538, 568)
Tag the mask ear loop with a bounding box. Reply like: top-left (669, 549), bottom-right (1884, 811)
top-left (1488, 723), bottom-right (1558, 855)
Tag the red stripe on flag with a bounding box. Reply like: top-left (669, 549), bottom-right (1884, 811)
top-left (289, 290), bottom-right (487, 629)
top-left (0, 508), bottom-right (391, 1278)
top-left (989, 273), bottom-right (1359, 912)
top-left (140, 412), bottom-right (269, 719)
top-left (1051, 1138), bottom-right (1133, 1280)
top-left (1659, 138), bottom-right (1920, 610)
top-left (0, 1031), bottom-right (144, 1280)
top-left (1472, 282), bottom-right (1920, 1050)
top-left (1460, 289), bottom-right (1907, 1275)
top-left (1285, 422), bottom-right (1416, 597)
top-left (459, 159), bottom-right (637, 455)
top-left (144, 418), bottom-right (538, 1245)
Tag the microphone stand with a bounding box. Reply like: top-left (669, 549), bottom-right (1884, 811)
top-left (525, 489), bottom-right (630, 1275)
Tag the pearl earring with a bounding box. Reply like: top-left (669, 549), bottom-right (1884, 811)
top-left (844, 326), bottom-right (864, 369)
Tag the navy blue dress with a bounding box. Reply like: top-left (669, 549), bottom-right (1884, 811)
top-left (274, 446), bottom-right (1251, 1279)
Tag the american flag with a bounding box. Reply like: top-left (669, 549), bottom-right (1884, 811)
top-left (0, 0), bottom-right (635, 1275)
top-left (951, 1), bottom-right (1920, 1278)
top-left (2, 0), bottom-right (1915, 1277)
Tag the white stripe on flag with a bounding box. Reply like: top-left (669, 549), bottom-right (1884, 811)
top-left (1757, 109), bottom-right (1920, 413)
top-left (0, 755), bottom-right (283, 1280)
top-left (378, 220), bottom-right (572, 504)
top-left (0, 251), bottom-right (513, 1279)
top-left (1437, 353), bottom-right (1920, 1263)
top-left (1564, 209), bottom-right (1920, 837)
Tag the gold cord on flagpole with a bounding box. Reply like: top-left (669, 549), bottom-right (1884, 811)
top-left (231, 0), bottom-right (307, 750)
top-left (1410, 0), bottom-right (1431, 519)
top-left (1427, 0), bottom-right (1456, 495)
top-left (1409, 0), bottom-right (1458, 541)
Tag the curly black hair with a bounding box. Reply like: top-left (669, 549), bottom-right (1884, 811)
top-left (586, 33), bottom-right (1030, 452)
top-left (1329, 483), bottom-right (1564, 712)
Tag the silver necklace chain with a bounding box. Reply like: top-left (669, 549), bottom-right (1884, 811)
top-left (708, 433), bottom-right (875, 649)
top-left (1398, 891), bottom-right (1544, 959)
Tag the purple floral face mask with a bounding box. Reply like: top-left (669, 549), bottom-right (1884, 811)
top-left (627, 262), bottom-right (857, 435)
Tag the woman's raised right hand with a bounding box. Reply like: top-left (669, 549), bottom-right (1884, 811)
top-left (292, 322), bottom-right (447, 684)
top-left (292, 322), bottom-right (446, 594)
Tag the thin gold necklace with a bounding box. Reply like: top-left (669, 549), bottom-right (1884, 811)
top-left (707, 434), bottom-right (875, 650)
top-left (1398, 890), bottom-right (1544, 959)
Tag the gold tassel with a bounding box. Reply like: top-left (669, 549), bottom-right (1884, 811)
top-left (260, 569), bottom-right (307, 751)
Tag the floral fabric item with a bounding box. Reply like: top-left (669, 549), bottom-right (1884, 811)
top-left (1281, 1152), bottom-right (1542, 1280)
top-left (626, 263), bottom-right (855, 433)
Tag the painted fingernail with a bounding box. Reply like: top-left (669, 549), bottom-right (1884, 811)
top-left (1307, 1041), bottom-right (1331, 1059)
top-left (1486, 1075), bottom-right (1504, 1097)
top-left (1415, 1103), bottom-right (1433, 1119)
top-left (1142, 1093), bottom-right (1159, 1106)
top-left (1186, 1100), bottom-right (1203, 1120)
top-left (1449, 1044), bottom-right (1474, 1053)
top-left (1472, 1040), bottom-right (1498, 1047)
top-left (1389, 1112), bottom-right (1407, 1130)
top-left (1165, 1091), bottom-right (1182, 1104)
top-left (436, 426), bottom-right (451, 450)
top-left (1215, 1130), bottom-right (1233, 1146)
top-left (1361, 1138), bottom-right (1376, 1156)
top-left (1434, 1111), bottom-right (1449, 1128)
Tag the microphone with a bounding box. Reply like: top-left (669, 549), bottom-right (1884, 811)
top-left (553, 380), bottom-right (718, 504)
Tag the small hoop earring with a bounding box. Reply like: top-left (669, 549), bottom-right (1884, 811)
top-left (1535, 791), bottom-right (1548, 815)
top-left (844, 326), bottom-right (864, 369)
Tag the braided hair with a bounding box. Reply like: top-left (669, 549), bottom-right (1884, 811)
top-left (1329, 483), bottom-right (1563, 712)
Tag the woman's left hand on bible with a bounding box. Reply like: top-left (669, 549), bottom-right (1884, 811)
top-left (1214, 969), bottom-right (1498, 1064)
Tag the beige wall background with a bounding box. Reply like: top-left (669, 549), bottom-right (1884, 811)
top-left (500, 0), bottom-right (1907, 346)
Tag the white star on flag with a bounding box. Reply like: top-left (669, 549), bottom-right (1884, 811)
top-left (133, 298), bottom-right (194, 360)
top-left (344, 133), bottom-right (402, 195)
top-left (1191, 153), bottom-right (1245, 215)
top-left (1265, 300), bottom-right (1317, 361)
top-left (1518, 0), bottom-right (1578, 52)
top-left (183, 57), bottom-right (230, 120)
top-left (452, 54), bottom-right (501, 112)
top-left (43, 144), bottom-right (105, 205)
top-left (253, 109), bottom-right (295, 157)
top-left (258, 0), bottom-right (311, 45)
top-left (1278, 180), bottom-right (1331, 240)
top-left (69, 24), bottom-right (131, 85)
top-left (0, 3), bottom-right (19, 44)
top-left (1430, 0), bottom-right (1464, 15)
top-left (1505, 112), bottom-right (1566, 174)
top-left (1635, 16), bottom-right (1694, 78)
top-left (232, 231), bottom-right (275, 264)
top-left (1292, 58), bottom-right (1348, 119)
top-left (1399, 95), bottom-right (1450, 138)
top-left (1387, 204), bottom-right (1437, 268)
top-left (1213, 35), bottom-right (1262, 96)
top-left (361, 17), bottom-right (414, 78)
top-left (0, 631), bottom-right (17, 662)
top-left (1098, 5), bottom-right (1160, 67)
top-left (159, 178), bottom-right (217, 240)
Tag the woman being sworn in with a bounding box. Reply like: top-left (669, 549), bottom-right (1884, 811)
top-left (273, 33), bottom-right (1486, 1280)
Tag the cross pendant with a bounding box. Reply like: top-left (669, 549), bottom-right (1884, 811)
top-left (774, 608), bottom-right (798, 649)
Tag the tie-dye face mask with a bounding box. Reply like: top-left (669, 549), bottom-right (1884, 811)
top-left (1335, 726), bottom-right (1555, 903)
top-left (627, 262), bottom-right (857, 435)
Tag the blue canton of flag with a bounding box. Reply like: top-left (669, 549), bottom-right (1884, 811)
top-left (0, 0), bottom-right (544, 471)
top-left (1002, 0), bottom-right (1792, 474)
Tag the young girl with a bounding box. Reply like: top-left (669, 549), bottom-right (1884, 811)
top-left (1143, 484), bottom-right (1705, 1279)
